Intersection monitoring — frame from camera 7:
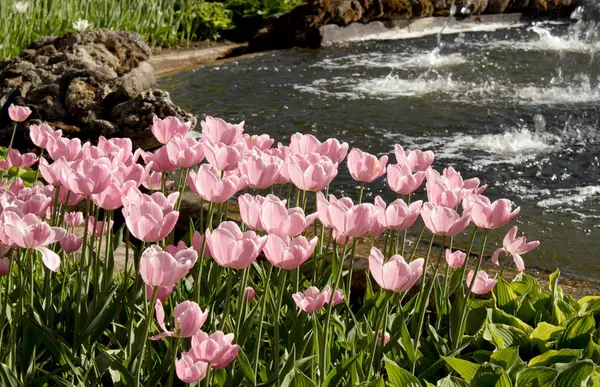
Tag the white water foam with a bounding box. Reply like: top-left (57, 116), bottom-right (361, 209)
top-left (537, 185), bottom-right (600, 209)
top-left (315, 49), bottom-right (467, 70)
top-left (517, 74), bottom-right (600, 105)
top-left (353, 73), bottom-right (461, 98)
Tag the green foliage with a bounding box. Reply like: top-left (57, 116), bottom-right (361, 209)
top-left (226, 0), bottom-right (303, 20)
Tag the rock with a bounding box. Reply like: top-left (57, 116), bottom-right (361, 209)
top-left (487, 0), bottom-right (511, 12)
top-left (331, 0), bottom-right (364, 25)
top-left (410, 0), bottom-right (435, 17)
top-left (0, 29), bottom-right (193, 151)
top-left (381, 0), bottom-right (413, 18)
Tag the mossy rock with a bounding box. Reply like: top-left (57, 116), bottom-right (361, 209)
top-left (381, 0), bottom-right (413, 19)
top-left (410, 0), bottom-right (435, 17)
top-left (487, 0), bottom-right (510, 13)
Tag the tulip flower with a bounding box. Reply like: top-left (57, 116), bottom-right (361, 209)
top-left (190, 231), bottom-right (211, 258)
top-left (7, 148), bottom-right (38, 169)
top-left (376, 331), bottom-right (391, 346)
top-left (64, 211), bottom-right (84, 227)
top-left (188, 164), bottom-right (246, 204)
top-left (202, 139), bottom-right (245, 172)
top-left (445, 249), bottom-right (466, 269)
top-left (60, 233), bottom-right (83, 254)
top-left (394, 144), bottom-right (434, 172)
top-left (46, 137), bottom-right (82, 161)
top-left (87, 216), bottom-right (114, 237)
top-left (243, 133), bottom-right (274, 151)
top-left (30, 123), bottom-right (62, 149)
top-left (373, 197), bottom-right (423, 232)
top-left (139, 245), bottom-right (197, 288)
top-left (323, 285), bottom-right (344, 305)
top-left (347, 148), bottom-right (388, 183)
top-left (151, 115), bottom-right (191, 145)
top-left (140, 147), bottom-right (177, 173)
top-left (466, 270), bottom-right (497, 294)
top-left (166, 134), bottom-right (205, 168)
top-left (289, 133), bottom-right (321, 154)
top-left (201, 116), bottom-right (244, 145)
top-left (471, 199), bottom-right (520, 230)
top-left (426, 180), bottom-right (463, 209)
top-left (38, 158), bottom-right (68, 186)
top-left (491, 226), bottom-right (540, 271)
top-left (143, 171), bottom-right (174, 191)
top-left (0, 258), bottom-right (9, 276)
top-left (317, 138), bottom-right (349, 164)
top-left (113, 162), bottom-right (153, 188)
top-left (261, 200), bottom-right (318, 238)
top-left (189, 330), bottom-right (240, 369)
top-left (150, 300), bottom-right (208, 340)
top-left (368, 247), bottom-right (424, 293)
top-left (462, 192), bottom-right (491, 213)
top-left (2, 192), bottom-right (52, 218)
top-left (263, 234), bottom-right (318, 270)
top-left (146, 284), bottom-right (175, 302)
top-left (238, 194), bottom-right (284, 231)
top-left (59, 157), bottom-right (114, 196)
top-left (97, 136), bottom-right (134, 165)
top-left (316, 192), bottom-right (353, 229)
top-left (420, 203), bottom-right (471, 237)
top-left (387, 163), bottom-right (426, 195)
top-left (286, 153), bottom-right (338, 192)
top-left (238, 152), bottom-right (282, 189)
top-left (175, 353), bottom-right (208, 383)
top-left (292, 286), bottom-right (330, 313)
top-left (122, 188), bottom-right (180, 242)
top-left (92, 181), bottom-right (135, 210)
top-left (206, 221), bottom-right (267, 269)
top-left (8, 104), bottom-right (32, 122)
top-left (244, 286), bottom-right (255, 302)
top-left (1, 211), bottom-right (66, 271)
top-left (317, 193), bottom-right (375, 238)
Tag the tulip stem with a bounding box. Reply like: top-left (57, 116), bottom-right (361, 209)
top-left (457, 226), bottom-right (478, 287)
top-left (439, 237), bottom-right (454, 331)
top-left (368, 291), bottom-right (390, 377)
top-left (8, 122), bottom-right (17, 149)
top-left (454, 230), bottom-right (488, 350)
top-left (253, 264), bottom-right (273, 384)
top-left (274, 269), bottom-right (287, 386)
top-left (221, 269), bottom-right (233, 331)
top-left (75, 197), bottom-right (91, 341)
top-left (235, 267), bottom-right (250, 339)
top-left (401, 194), bottom-right (411, 256)
top-left (194, 222), bottom-right (209, 303)
top-left (499, 261), bottom-right (510, 278)
top-left (408, 225), bottom-right (426, 262)
top-left (134, 286), bottom-right (158, 387)
top-left (102, 210), bottom-right (113, 291)
top-left (33, 148), bottom-right (44, 183)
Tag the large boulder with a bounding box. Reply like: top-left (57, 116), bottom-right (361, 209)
top-left (487, 0), bottom-right (511, 12)
top-left (0, 29), bottom-right (193, 151)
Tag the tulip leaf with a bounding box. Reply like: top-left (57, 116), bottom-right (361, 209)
top-left (74, 286), bottom-right (119, 347)
top-left (384, 357), bottom-right (421, 387)
top-left (556, 315), bottom-right (595, 350)
top-left (489, 346), bottom-right (520, 371)
top-left (553, 360), bottom-right (595, 387)
top-left (0, 363), bottom-right (23, 387)
top-left (237, 347), bottom-right (256, 386)
top-left (322, 354), bottom-right (358, 387)
top-left (442, 357), bottom-right (479, 382)
top-left (515, 366), bottom-right (558, 387)
top-left (469, 362), bottom-right (512, 387)
top-left (528, 349), bottom-right (582, 367)
top-left (281, 368), bottom-right (317, 387)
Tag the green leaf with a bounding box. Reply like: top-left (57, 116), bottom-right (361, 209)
top-left (556, 315), bottom-right (595, 350)
top-left (0, 363), bottom-right (23, 387)
top-left (399, 314), bottom-right (416, 363)
top-left (494, 277), bottom-right (521, 315)
top-left (490, 347), bottom-right (520, 370)
top-left (484, 323), bottom-right (529, 350)
top-left (437, 375), bottom-right (470, 387)
top-left (237, 347), bottom-right (256, 385)
top-left (322, 354), bottom-right (358, 387)
top-left (74, 286), bottom-right (119, 347)
top-left (552, 360), bottom-right (595, 387)
top-left (490, 308), bottom-right (533, 335)
top-left (442, 357), bottom-right (479, 382)
top-left (469, 363), bottom-right (512, 387)
top-left (384, 357), bottom-right (421, 387)
top-left (281, 369), bottom-right (317, 387)
top-left (528, 349), bottom-right (582, 367)
top-left (515, 366), bottom-right (558, 387)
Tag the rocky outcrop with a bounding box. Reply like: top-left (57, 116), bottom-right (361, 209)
top-left (250, 0), bottom-right (576, 49)
top-left (0, 29), bottom-right (195, 151)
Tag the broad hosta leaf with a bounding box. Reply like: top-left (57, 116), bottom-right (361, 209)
top-left (469, 363), bottom-right (511, 387)
top-left (528, 349), bottom-right (582, 367)
top-left (515, 366), bottom-right (558, 387)
top-left (384, 357), bottom-right (421, 387)
top-left (494, 277), bottom-right (521, 315)
top-left (436, 375), bottom-right (470, 387)
top-left (442, 357), bottom-right (479, 382)
top-left (556, 315), bottom-right (595, 350)
top-left (549, 269), bottom-right (578, 325)
top-left (552, 360), bottom-right (595, 387)
top-left (490, 308), bottom-right (533, 335)
top-left (490, 347), bottom-right (520, 371)
top-left (484, 322), bottom-right (529, 350)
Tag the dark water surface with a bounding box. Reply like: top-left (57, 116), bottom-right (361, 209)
top-left (160, 21), bottom-right (600, 277)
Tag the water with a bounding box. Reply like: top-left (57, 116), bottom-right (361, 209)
top-left (160, 20), bottom-right (600, 277)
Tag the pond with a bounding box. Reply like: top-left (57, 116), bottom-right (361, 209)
top-left (160, 19), bottom-right (600, 278)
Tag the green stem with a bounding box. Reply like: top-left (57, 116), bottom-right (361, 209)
top-left (235, 267), bottom-right (250, 339)
top-left (274, 269), bottom-right (287, 386)
top-left (8, 122), bottom-right (17, 148)
top-left (221, 269), bottom-right (233, 331)
top-left (134, 286), bottom-right (159, 387)
top-left (370, 292), bottom-right (390, 377)
top-left (408, 224), bottom-right (426, 262)
top-left (253, 265), bottom-right (273, 383)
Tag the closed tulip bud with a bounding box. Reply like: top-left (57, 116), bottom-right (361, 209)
top-left (0, 258), bottom-right (9, 276)
top-left (175, 353), bottom-right (208, 383)
top-left (292, 286), bottom-right (330, 313)
top-left (146, 284), bottom-right (175, 302)
top-left (347, 148), bottom-right (388, 183)
top-left (466, 270), bottom-right (497, 294)
top-left (445, 249), bottom-right (466, 269)
top-left (60, 233), bottom-right (83, 254)
top-left (244, 286), bottom-right (255, 302)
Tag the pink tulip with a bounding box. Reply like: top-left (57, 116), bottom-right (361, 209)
top-left (59, 157), bottom-right (113, 196)
top-left (0, 211), bottom-right (66, 271)
top-left (151, 115), bottom-right (191, 145)
top-left (244, 286), bottom-right (255, 302)
top-left (206, 221), bottom-right (266, 269)
top-left (143, 171), bottom-right (174, 191)
top-left (243, 134), bottom-right (273, 151)
top-left (60, 233), bottom-right (83, 254)
top-left (139, 245), bottom-right (197, 287)
top-left (317, 138), bottom-right (349, 164)
top-left (261, 200), bottom-right (318, 238)
top-left (8, 104), bottom-right (31, 122)
top-left (175, 353), bottom-right (208, 383)
top-left (292, 286), bottom-right (330, 313)
top-left (80, 144), bottom-right (106, 160)
top-left (471, 199), bottom-right (520, 230)
top-left (150, 300), bottom-right (208, 340)
top-left (376, 331), bottom-right (391, 346)
top-left (387, 163), bottom-right (426, 195)
top-left (263, 234), bottom-right (318, 270)
top-left (462, 192), bottom-right (491, 213)
top-left (202, 139), bottom-right (245, 172)
top-left (420, 203), bottom-right (471, 237)
top-left (189, 330), bottom-right (240, 369)
top-left (373, 197), bottom-right (423, 232)
top-left (316, 192), bottom-right (351, 229)
top-left (318, 193), bottom-right (375, 238)
top-left (191, 231), bottom-right (210, 257)
top-left (2, 192), bottom-right (52, 218)
top-left (54, 186), bottom-right (84, 206)
top-left (394, 144), bottom-right (434, 172)
top-left (140, 147), bottom-right (177, 173)
top-left (238, 194), bottom-right (283, 231)
top-left (188, 164), bottom-right (246, 204)
top-left (347, 148), bottom-right (388, 183)
top-left (30, 123), bottom-right (62, 149)
top-left (97, 137), bottom-right (134, 165)
top-left (492, 226), bottom-right (539, 271)
top-left (64, 211), bottom-right (84, 227)
top-left (323, 285), bottom-right (344, 305)
top-left (7, 148), bottom-right (38, 169)
top-left (165, 240), bottom-right (191, 256)
top-left (113, 162), bottom-right (153, 188)
top-left (87, 216), bottom-right (114, 237)
top-left (46, 137), bottom-right (82, 161)
top-left (445, 249), bottom-right (466, 269)
top-left (0, 258), bottom-right (9, 276)
top-left (238, 152), bottom-right (282, 189)
top-left (201, 116), bottom-right (244, 145)
top-left (146, 284), bottom-right (175, 302)
top-left (92, 181), bottom-right (135, 210)
top-left (38, 158), bottom-right (68, 186)
top-left (289, 133), bottom-right (321, 154)
top-left (166, 134), bottom-right (205, 168)
top-left (466, 270), bottom-right (497, 294)
top-left (286, 153), bottom-right (338, 192)
top-left (426, 180), bottom-right (463, 209)
top-left (122, 188), bottom-right (180, 242)
top-left (368, 247), bottom-right (424, 293)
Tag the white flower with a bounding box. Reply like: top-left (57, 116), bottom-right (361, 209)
top-left (12, 1), bottom-right (29, 13)
top-left (73, 19), bottom-right (91, 33)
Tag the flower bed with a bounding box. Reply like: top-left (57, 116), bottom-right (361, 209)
top-left (0, 104), bottom-right (598, 386)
